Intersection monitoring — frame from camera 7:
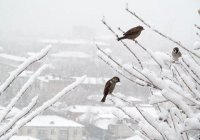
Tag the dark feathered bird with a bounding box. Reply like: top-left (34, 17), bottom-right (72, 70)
top-left (117, 26), bottom-right (144, 41)
top-left (101, 77), bottom-right (120, 102)
top-left (172, 47), bottom-right (182, 61)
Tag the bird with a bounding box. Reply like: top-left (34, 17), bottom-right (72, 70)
top-left (117, 26), bottom-right (144, 41)
top-left (172, 47), bottom-right (182, 61)
top-left (101, 76), bottom-right (120, 102)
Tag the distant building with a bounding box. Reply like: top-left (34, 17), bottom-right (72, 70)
top-left (10, 136), bottom-right (40, 140)
top-left (18, 115), bottom-right (85, 140)
top-left (68, 105), bottom-right (157, 140)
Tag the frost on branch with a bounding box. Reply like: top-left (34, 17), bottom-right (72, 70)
top-left (0, 46), bottom-right (85, 140)
top-left (98, 4), bottom-right (200, 140)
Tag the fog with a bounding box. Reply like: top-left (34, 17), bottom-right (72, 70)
top-left (0, 0), bottom-right (199, 48)
top-left (0, 1), bottom-right (200, 140)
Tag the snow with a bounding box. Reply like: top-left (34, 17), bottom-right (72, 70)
top-left (41, 39), bottom-right (109, 46)
top-left (0, 107), bottom-right (21, 120)
top-left (37, 75), bottom-right (61, 82)
top-left (94, 118), bottom-right (117, 130)
top-left (0, 65), bottom-right (47, 123)
top-left (0, 96), bottom-right (38, 136)
top-left (66, 105), bottom-right (116, 114)
top-left (10, 136), bottom-right (39, 140)
top-left (25, 115), bottom-right (84, 127)
top-left (0, 75), bottom-right (86, 140)
top-left (194, 41), bottom-right (200, 50)
top-left (72, 77), bottom-right (109, 85)
top-left (66, 105), bottom-right (157, 118)
top-left (0, 45), bottom-right (51, 95)
top-left (124, 135), bottom-right (143, 140)
top-left (0, 53), bottom-right (26, 62)
top-left (51, 51), bottom-right (91, 58)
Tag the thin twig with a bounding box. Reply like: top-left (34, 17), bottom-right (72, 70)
top-left (101, 18), bottom-right (144, 69)
top-left (135, 106), bottom-right (166, 140)
top-left (118, 27), bottom-right (163, 72)
top-left (126, 4), bottom-right (200, 59)
top-left (195, 24), bottom-right (200, 30)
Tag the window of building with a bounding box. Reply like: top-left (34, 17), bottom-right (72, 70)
top-left (27, 129), bottom-right (32, 134)
top-left (51, 129), bottom-right (55, 135)
top-left (74, 129), bottom-right (77, 136)
top-left (59, 129), bottom-right (68, 135)
top-left (38, 129), bottom-right (48, 136)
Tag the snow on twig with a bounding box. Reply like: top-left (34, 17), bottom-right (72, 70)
top-left (0, 65), bottom-right (48, 123)
top-left (0, 45), bottom-right (51, 95)
top-left (0, 75), bottom-right (86, 140)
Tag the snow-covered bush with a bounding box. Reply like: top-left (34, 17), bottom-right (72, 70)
top-left (97, 4), bottom-right (200, 140)
top-left (0, 46), bottom-right (86, 140)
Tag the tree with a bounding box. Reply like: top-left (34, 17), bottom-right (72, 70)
top-left (97, 4), bottom-right (200, 140)
top-left (0, 45), bottom-right (86, 140)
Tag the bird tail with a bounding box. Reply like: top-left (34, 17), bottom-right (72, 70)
top-left (117, 36), bottom-right (126, 41)
top-left (101, 94), bottom-right (107, 102)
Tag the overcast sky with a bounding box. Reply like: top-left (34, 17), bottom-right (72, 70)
top-left (0, 0), bottom-right (199, 49)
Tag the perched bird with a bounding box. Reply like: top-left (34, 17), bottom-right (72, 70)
top-left (117, 26), bottom-right (144, 41)
top-left (172, 47), bottom-right (182, 61)
top-left (101, 76), bottom-right (120, 102)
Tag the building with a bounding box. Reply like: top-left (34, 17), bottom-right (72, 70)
top-left (10, 136), bottom-right (40, 140)
top-left (18, 115), bottom-right (85, 140)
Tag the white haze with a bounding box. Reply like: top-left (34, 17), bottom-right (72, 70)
top-left (0, 0), bottom-right (199, 49)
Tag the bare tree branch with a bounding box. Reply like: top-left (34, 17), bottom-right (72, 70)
top-left (102, 18), bottom-right (144, 69)
top-left (0, 45), bottom-right (51, 95)
top-left (126, 4), bottom-right (200, 59)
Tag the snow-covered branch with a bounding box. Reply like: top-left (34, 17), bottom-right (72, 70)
top-left (0, 96), bottom-right (38, 136)
top-left (0, 45), bottom-right (51, 95)
top-left (126, 4), bottom-right (200, 59)
top-left (0, 76), bottom-right (86, 140)
top-left (0, 65), bottom-right (48, 123)
top-left (102, 18), bottom-right (144, 69)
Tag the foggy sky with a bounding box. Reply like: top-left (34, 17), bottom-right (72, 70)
top-left (0, 0), bottom-right (199, 49)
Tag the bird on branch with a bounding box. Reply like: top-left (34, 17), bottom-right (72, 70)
top-left (101, 77), bottom-right (120, 102)
top-left (117, 26), bottom-right (144, 41)
top-left (172, 47), bottom-right (182, 62)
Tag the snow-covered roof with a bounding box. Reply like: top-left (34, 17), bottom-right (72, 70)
top-left (94, 118), bottom-right (117, 130)
top-left (10, 136), bottom-right (39, 140)
top-left (72, 77), bottom-right (109, 85)
top-left (40, 39), bottom-right (109, 46)
top-left (19, 72), bottom-right (62, 83)
top-left (124, 135), bottom-right (143, 140)
top-left (66, 105), bottom-right (157, 118)
top-left (66, 105), bottom-right (116, 114)
top-left (0, 53), bottom-right (26, 62)
top-left (51, 51), bottom-right (91, 58)
top-left (25, 115), bottom-right (84, 127)
top-left (37, 75), bottom-right (61, 83)
top-left (127, 96), bottom-right (142, 102)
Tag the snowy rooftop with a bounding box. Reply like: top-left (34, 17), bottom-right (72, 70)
top-left (0, 53), bottom-right (26, 62)
top-left (19, 72), bottom-right (62, 83)
top-left (51, 51), bottom-right (91, 58)
top-left (10, 136), bottom-right (39, 140)
top-left (66, 105), bottom-right (116, 114)
top-left (40, 39), bottom-right (109, 46)
top-left (72, 77), bottom-right (109, 85)
top-left (66, 105), bottom-right (157, 118)
top-left (94, 118), bottom-right (117, 130)
top-left (124, 135), bottom-right (143, 140)
top-left (25, 115), bottom-right (84, 127)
